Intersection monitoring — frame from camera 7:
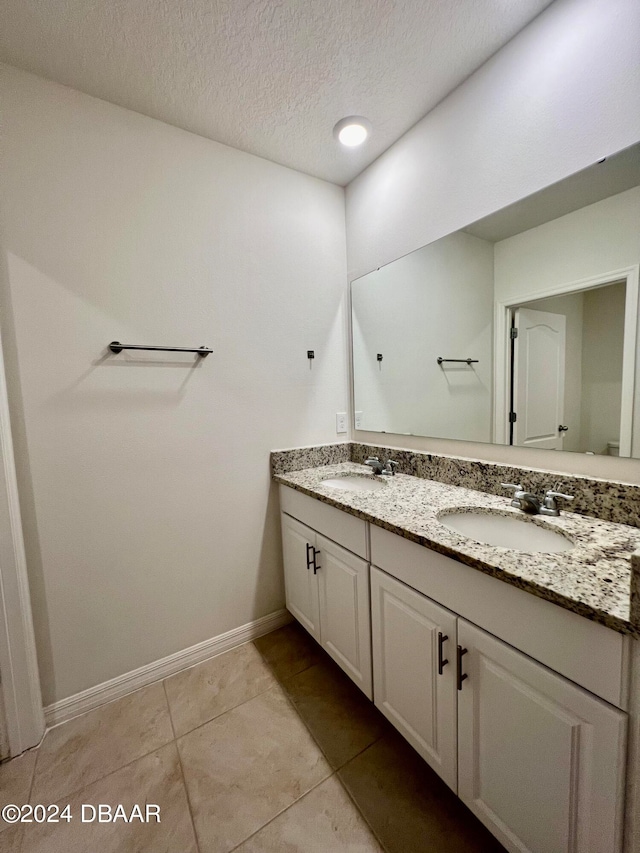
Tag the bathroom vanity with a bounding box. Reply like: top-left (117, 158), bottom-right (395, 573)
top-left (274, 458), bottom-right (640, 853)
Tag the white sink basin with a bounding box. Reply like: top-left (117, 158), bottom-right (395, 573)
top-left (438, 510), bottom-right (574, 553)
top-left (321, 475), bottom-right (387, 492)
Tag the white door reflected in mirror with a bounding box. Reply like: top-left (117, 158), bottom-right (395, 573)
top-left (512, 307), bottom-right (566, 451)
top-left (508, 284), bottom-right (627, 455)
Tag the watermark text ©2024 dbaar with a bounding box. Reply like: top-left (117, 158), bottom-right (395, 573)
top-left (1, 803), bottom-right (161, 825)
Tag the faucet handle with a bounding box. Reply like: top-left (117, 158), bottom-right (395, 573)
top-left (385, 460), bottom-right (398, 475)
top-left (544, 489), bottom-right (574, 502)
top-left (501, 482), bottom-right (523, 494)
top-left (540, 489), bottom-right (574, 516)
top-left (365, 456), bottom-right (384, 474)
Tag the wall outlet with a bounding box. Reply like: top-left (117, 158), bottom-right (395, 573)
top-left (336, 412), bottom-right (347, 434)
top-left (355, 411), bottom-right (363, 430)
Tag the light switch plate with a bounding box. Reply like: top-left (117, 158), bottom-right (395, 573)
top-left (336, 412), bottom-right (347, 434)
top-left (355, 411), bottom-right (363, 429)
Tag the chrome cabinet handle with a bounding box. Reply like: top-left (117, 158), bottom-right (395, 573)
top-left (437, 632), bottom-right (449, 675)
top-left (457, 646), bottom-right (468, 691)
top-left (312, 548), bottom-right (321, 574)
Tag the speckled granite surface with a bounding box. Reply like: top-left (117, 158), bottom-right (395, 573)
top-left (631, 553), bottom-right (640, 629)
top-left (270, 442), bottom-right (640, 527)
top-left (351, 443), bottom-right (640, 528)
top-left (275, 461), bottom-right (640, 637)
top-left (271, 443), bottom-right (350, 476)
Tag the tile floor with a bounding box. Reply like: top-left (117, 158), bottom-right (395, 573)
top-left (0, 622), bottom-right (506, 852)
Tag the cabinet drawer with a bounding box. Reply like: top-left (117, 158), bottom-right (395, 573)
top-left (370, 524), bottom-right (629, 709)
top-left (279, 485), bottom-right (368, 559)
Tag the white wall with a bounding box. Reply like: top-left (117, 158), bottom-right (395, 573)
top-left (352, 231), bottom-right (493, 440)
top-left (346, 0), bottom-right (640, 481)
top-left (581, 283), bottom-right (626, 454)
top-left (0, 65), bottom-right (348, 705)
top-left (494, 188), bottom-right (640, 303)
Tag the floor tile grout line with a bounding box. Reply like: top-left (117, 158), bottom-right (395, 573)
top-left (27, 632), bottom-right (296, 798)
top-left (161, 678), bottom-right (178, 740)
top-left (15, 739), bottom-right (181, 853)
top-left (28, 651), bottom-right (304, 805)
top-left (252, 639), bottom-right (320, 683)
top-left (30, 629), bottom-right (306, 785)
top-left (28, 735), bottom-right (176, 809)
top-left (2, 747), bottom-right (41, 853)
top-left (26, 745), bottom-right (40, 803)
top-left (165, 682), bottom-right (202, 853)
top-left (161, 636), bottom-right (298, 740)
top-left (335, 749), bottom-right (392, 853)
top-left (171, 679), bottom-right (281, 742)
top-left (254, 641), bottom-right (392, 842)
top-left (330, 733), bottom-right (394, 852)
top-left (25, 630), bottom-right (380, 850)
top-left (333, 731), bottom-right (387, 773)
top-left (226, 771), bottom-right (337, 853)
top-left (173, 756), bottom-right (202, 853)
top-left (269, 664), bottom-right (393, 846)
top-left (172, 640), bottom-right (334, 852)
top-left (9, 692), bottom-right (388, 853)
top-left (275, 660), bottom-right (388, 775)
top-left (170, 637), bottom-right (339, 851)
top-left (274, 672), bottom-right (338, 766)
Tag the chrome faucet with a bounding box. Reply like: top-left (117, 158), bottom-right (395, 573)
top-left (365, 457), bottom-right (385, 474)
top-left (365, 457), bottom-right (398, 476)
top-left (539, 489), bottom-right (575, 517)
top-left (501, 483), bottom-right (541, 514)
top-left (501, 483), bottom-right (574, 516)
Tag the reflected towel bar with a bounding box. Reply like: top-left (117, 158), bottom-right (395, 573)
top-left (437, 357), bottom-right (478, 365)
top-left (109, 342), bottom-right (212, 357)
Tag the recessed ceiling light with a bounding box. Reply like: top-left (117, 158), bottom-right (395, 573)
top-left (333, 116), bottom-right (371, 147)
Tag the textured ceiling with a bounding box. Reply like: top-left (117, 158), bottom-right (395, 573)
top-left (0, 0), bottom-right (554, 185)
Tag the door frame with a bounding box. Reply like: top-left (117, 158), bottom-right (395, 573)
top-left (493, 265), bottom-right (640, 456)
top-left (0, 335), bottom-right (44, 755)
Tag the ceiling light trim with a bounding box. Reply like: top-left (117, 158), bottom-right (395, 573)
top-left (333, 116), bottom-right (372, 147)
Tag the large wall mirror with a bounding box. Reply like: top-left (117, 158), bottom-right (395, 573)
top-left (351, 142), bottom-right (640, 458)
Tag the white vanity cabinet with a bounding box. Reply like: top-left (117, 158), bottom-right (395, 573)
top-left (371, 566), bottom-right (627, 853)
top-left (278, 483), bottom-right (630, 853)
top-left (281, 514), bottom-right (322, 641)
top-left (369, 523), bottom-right (628, 853)
top-left (457, 618), bottom-right (627, 853)
top-left (280, 487), bottom-right (372, 697)
top-left (370, 565), bottom-right (458, 790)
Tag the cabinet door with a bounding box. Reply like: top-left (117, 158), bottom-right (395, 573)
top-left (281, 514), bottom-right (320, 642)
top-left (457, 619), bottom-right (626, 853)
top-left (370, 566), bottom-right (458, 791)
top-left (316, 534), bottom-right (372, 698)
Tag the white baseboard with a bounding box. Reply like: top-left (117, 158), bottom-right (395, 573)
top-left (44, 609), bottom-right (292, 728)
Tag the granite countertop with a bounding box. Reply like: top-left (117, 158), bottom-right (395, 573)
top-left (275, 462), bottom-right (640, 637)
